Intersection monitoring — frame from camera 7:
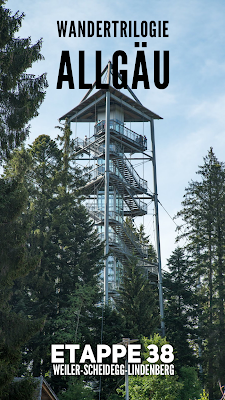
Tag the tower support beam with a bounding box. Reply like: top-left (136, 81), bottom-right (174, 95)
top-left (104, 62), bottom-right (111, 304)
top-left (150, 118), bottom-right (165, 337)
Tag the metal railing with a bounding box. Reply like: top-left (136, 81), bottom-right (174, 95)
top-left (87, 206), bottom-right (123, 224)
top-left (85, 139), bottom-right (148, 192)
top-left (86, 206), bottom-right (148, 257)
top-left (94, 119), bottom-right (147, 150)
top-left (85, 164), bottom-right (147, 214)
top-left (86, 161), bottom-right (147, 194)
top-left (114, 153), bottom-right (148, 192)
top-left (98, 231), bottom-right (131, 256)
top-left (74, 137), bottom-right (147, 192)
top-left (124, 186), bottom-right (148, 214)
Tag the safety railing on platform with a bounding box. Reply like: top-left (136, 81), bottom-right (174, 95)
top-left (94, 119), bottom-right (147, 150)
top-left (87, 205), bottom-right (123, 224)
top-left (86, 161), bottom-right (147, 194)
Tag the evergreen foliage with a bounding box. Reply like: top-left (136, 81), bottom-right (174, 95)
top-left (7, 129), bottom-right (103, 394)
top-left (0, 2), bottom-right (47, 395)
top-left (125, 218), bottom-right (157, 264)
top-left (0, 171), bottom-right (43, 398)
top-left (59, 377), bottom-right (94, 400)
top-left (176, 148), bottom-right (225, 399)
top-left (163, 247), bottom-right (197, 371)
top-left (0, 1), bottom-right (48, 160)
top-left (6, 378), bottom-right (38, 400)
top-left (176, 366), bottom-right (202, 400)
top-left (116, 258), bottom-right (159, 338)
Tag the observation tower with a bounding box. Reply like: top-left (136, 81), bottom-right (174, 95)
top-left (59, 62), bottom-right (165, 336)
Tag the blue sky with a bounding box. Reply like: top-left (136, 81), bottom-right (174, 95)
top-left (5, 0), bottom-right (225, 267)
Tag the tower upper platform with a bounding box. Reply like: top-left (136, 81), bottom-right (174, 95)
top-left (59, 86), bottom-right (162, 123)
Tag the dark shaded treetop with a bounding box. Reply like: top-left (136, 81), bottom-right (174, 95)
top-left (0, 169), bottom-right (44, 398)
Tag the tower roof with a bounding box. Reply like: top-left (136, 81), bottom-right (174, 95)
top-left (59, 86), bottom-right (162, 123)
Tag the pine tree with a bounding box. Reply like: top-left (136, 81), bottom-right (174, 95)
top-left (7, 130), bottom-right (103, 394)
top-left (14, 135), bottom-right (64, 378)
top-left (0, 1), bottom-right (47, 160)
top-left (176, 149), bottom-right (225, 399)
top-left (125, 218), bottom-right (157, 264)
top-left (116, 257), bottom-right (159, 339)
top-left (0, 2), bottom-right (47, 395)
top-left (163, 247), bottom-right (197, 372)
top-left (0, 165), bottom-right (43, 398)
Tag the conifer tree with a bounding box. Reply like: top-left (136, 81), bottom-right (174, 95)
top-left (125, 218), bottom-right (157, 264)
top-left (116, 258), bottom-right (159, 338)
top-left (0, 2), bottom-right (46, 395)
top-left (176, 149), bottom-right (225, 399)
top-left (163, 247), bottom-right (197, 372)
top-left (8, 131), bottom-right (103, 394)
top-left (0, 1), bottom-right (47, 160)
top-left (0, 163), bottom-right (43, 398)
